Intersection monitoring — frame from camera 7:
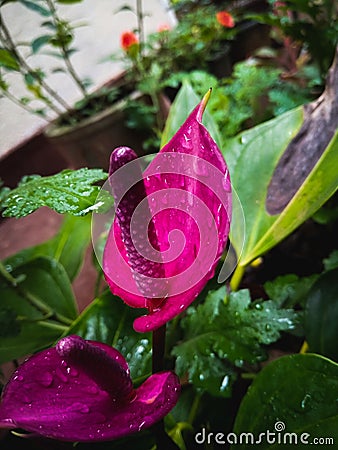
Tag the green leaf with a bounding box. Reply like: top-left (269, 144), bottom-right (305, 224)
top-left (161, 81), bottom-right (222, 149)
top-left (224, 107), bottom-right (303, 266)
top-left (65, 291), bottom-right (152, 381)
top-left (4, 214), bottom-right (91, 281)
top-left (264, 273), bottom-right (318, 308)
top-left (172, 286), bottom-right (298, 397)
top-left (249, 130), bottom-right (338, 263)
top-left (56, 0), bottom-right (84, 3)
top-left (0, 180), bottom-right (10, 206)
top-left (0, 307), bottom-right (21, 338)
top-left (20, 0), bottom-right (51, 16)
top-left (304, 268), bottom-right (338, 362)
top-left (0, 48), bottom-right (19, 71)
top-left (323, 250), bottom-right (338, 271)
top-left (0, 256), bottom-right (77, 363)
top-left (1, 168), bottom-right (108, 218)
top-left (225, 109), bottom-right (338, 267)
top-left (31, 35), bottom-right (52, 53)
top-left (233, 354), bottom-right (338, 449)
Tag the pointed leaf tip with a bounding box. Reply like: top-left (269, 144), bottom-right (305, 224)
top-left (197, 88), bottom-right (212, 122)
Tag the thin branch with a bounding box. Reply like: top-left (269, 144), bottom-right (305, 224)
top-left (45, 0), bottom-right (88, 97)
top-left (0, 11), bottom-right (72, 113)
top-left (0, 87), bottom-right (50, 121)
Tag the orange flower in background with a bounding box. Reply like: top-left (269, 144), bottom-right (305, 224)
top-left (216, 11), bottom-right (235, 28)
top-left (158, 24), bottom-right (170, 32)
top-left (120, 31), bottom-right (139, 51)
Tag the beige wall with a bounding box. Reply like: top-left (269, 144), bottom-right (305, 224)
top-left (0, 0), bottom-right (175, 158)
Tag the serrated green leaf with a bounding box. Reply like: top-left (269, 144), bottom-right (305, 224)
top-left (323, 250), bottom-right (338, 271)
top-left (0, 256), bottom-right (77, 363)
top-left (2, 168), bottom-right (109, 218)
top-left (264, 273), bottom-right (318, 308)
top-left (65, 291), bottom-right (152, 381)
top-left (233, 354), bottom-right (338, 449)
top-left (172, 286), bottom-right (298, 397)
top-left (304, 269), bottom-right (338, 362)
top-left (0, 48), bottom-right (19, 71)
top-left (0, 180), bottom-right (10, 207)
top-left (4, 214), bottom-right (91, 281)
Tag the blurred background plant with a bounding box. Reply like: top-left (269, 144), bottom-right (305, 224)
top-left (0, 0), bottom-right (103, 124)
top-left (251, 0), bottom-right (338, 78)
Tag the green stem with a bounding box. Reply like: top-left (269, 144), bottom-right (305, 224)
top-left (136, 0), bottom-right (145, 55)
top-left (229, 264), bottom-right (246, 291)
top-left (151, 324), bottom-right (180, 449)
top-left (0, 87), bottom-right (51, 120)
top-left (45, 0), bottom-right (88, 97)
top-left (0, 12), bottom-right (71, 113)
top-left (0, 261), bottom-right (72, 326)
top-left (188, 392), bottom-right (202, 425)
top-left (152, 324), bottom-right (166, 373)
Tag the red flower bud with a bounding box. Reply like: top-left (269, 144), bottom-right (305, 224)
top-left (216, 11), bottom-right (235, 28)
top-left (120, 31), bottom-right (139, 51)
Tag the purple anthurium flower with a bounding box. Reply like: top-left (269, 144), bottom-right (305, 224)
top-left (0, 335), bottom-right (180, 442)
top-left (103, 90), bottom-right (231, 333)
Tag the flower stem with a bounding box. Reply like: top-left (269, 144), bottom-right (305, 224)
top-left (152, 324), bottom-right (166, 373)
top-left (229, 263), bottom-right (246, 291)
top-left (45, 0), bottom-right (88, 97)
top-left (188, 392), bottom-right (201, 425)
top-left (151, 325), bottom-right (179, 449)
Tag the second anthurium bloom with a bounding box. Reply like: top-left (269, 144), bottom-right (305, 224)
top-left (0, 335), bottom-right (180, 442)
top-left (103, 91), bottom-right (232, 332)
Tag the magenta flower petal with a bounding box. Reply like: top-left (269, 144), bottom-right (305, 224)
top-left (103, 91), bottom-right (231, 332)
top-left (0, 336), bottom-right (180, 442)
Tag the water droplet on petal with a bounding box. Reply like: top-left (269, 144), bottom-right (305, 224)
top-left (38, 371), bottom-right (53, 387)
top-left (69, 402), bottom-right (90, 414)
top-left (85, 385), bottom-right (99, 395)
top-left (56, 367), bottom-right (68, 383)
top-left (14, 375), bottom-right (23, 382)
top-left (67, 366), bottom-right (78, 377)
top-left (22, 394), bottom-right (31, 404)
top-left (138, 420), bottom-right (146, 431)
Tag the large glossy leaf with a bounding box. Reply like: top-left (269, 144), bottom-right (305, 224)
top-left (160, 81), bottom-right (222, 148)
top-left (304, 268), bottom-right (338, 362)
top-left (0, 256), bottom-right (77, 363)
top-left (224, 107), bottom-right (303, 265)
top-left (225, 109), bottom-right (338, 266)
top-left (233, 354), bottom-right (338, 449)
top-left (65, 291), bottom-right (152, 381)
top-left (4, 214), bottom-right (91, 281)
